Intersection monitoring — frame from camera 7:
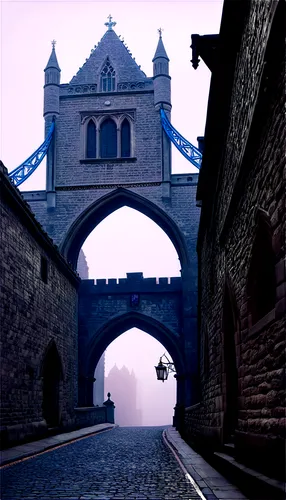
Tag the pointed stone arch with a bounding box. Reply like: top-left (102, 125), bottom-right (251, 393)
top-left (78, 311), bottom-right (185, 407)
top-left (86, 311), bottom-right (184, 376)
top-left (247, 207), bottom-right (276, 325)
top-left (59, 188), bottom-right (190, 270)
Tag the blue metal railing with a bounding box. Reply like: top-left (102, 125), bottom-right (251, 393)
top-left (160, 108), bottom-right (202, 170)
top-left (9, 121), bottom-right (55, 187)
top-left (8, 110), bottom-right (201, 187)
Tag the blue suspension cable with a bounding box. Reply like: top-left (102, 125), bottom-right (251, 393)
top-left (9, 121), bottom-right (55, 187)
top-left (160, 108), bottom-right (202, 170)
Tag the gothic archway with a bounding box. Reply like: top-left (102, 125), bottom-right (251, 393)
top-left (41, 341), bottom-right (63, 427)
top-left (78, 311), bottom-right (185, 408)
top-left (59, 188), bottom-right (190, 270)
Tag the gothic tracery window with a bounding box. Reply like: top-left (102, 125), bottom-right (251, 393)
top-left (86, 120), bottom-right (96, 158)
top-left (100, 58), bottom-right (116, 92)
top-left (121, 118), bottom-right (131, 158)
top-left (84, 113), bottom-right (133, 160)
top-left (100, 118), bottom-right (117, 158)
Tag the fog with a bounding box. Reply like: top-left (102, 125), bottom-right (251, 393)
top-left (105, 329), bottom-right (176, 426)
top-left (2, 0), bottom-right (224, 426)
top-left (82, 208), bottom-right (180, 425)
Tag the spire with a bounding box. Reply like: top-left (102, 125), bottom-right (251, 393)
top-left (152, 29), bottom-right (169, 62)
top-left (44, 40), bottom-right (61, 72)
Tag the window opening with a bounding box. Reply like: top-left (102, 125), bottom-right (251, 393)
top-left (41, 256), bottom-right (48, 283)
top-left (100, 58), bottom-right (116, 92)
top-left (249, 230), bottom-right (276, 323)
top-left (100, 118), bottom-right (117, 158)
top-left (121, 119), bottom-right (131, 157)
top-left (203, 330), bottom-right (209, 376)
top-left (86, 120), bottom-right (96, 158)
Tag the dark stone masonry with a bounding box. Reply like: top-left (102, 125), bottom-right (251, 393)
top-left (185, 0), bottom-right (285, 481)
top-left (0, 0), bottom-right (285, 488)
top-left (0, 162), bottom-right (80, 446)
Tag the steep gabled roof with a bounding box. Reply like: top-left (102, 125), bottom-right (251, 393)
top-left (70, 28), bottom-right (147, 85)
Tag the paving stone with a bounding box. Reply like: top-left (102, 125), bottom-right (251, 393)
top-left (0, 427), bottom-right (202, 499)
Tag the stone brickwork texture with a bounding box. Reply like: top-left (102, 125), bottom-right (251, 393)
top-left (8, 22), bottom-right (203, 429)
top-left (185, 0), bottom-right (285, 480)
top-left (0, 164), bottom-right (79, 446)
top-left (79, 274), bottom-right (183, 344)
top-left (76, 271), bottom-right (194, 408)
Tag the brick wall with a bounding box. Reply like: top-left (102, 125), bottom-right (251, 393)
top-left (187, 0), bottom-right (285, 480)
top-left (79, 274), bottom-right (183, 342)
top-left (56, 92), bottom-right (162, 186)
top-left (0, 163), bottom-right (80, 446)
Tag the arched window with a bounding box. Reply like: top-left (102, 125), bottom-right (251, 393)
top-left (86, 120), bottom-right (96, 158)
top-left (100, 58), bottom-right (116, 92)
top-left (248, 218), bottom-right (276, 324)
top-left (100, 118), bottom-right (117, 158)
top-left (121, 118), bottom-right (131, 157)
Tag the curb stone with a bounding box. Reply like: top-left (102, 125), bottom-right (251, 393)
top-left (0, 423), bottom-right (117, 467)
top-left (164, 426), bottom-right (249, 500)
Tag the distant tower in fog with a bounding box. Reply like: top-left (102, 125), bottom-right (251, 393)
top-left (105, 365), bottom-right (142, 426)
top-left (77, 249), bottom-right (89, 279)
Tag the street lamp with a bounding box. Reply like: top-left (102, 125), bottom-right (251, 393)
top-left (155, 353), bottom-right (176, 382)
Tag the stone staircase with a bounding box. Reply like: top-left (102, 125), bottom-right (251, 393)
top-left (211, 445), bottom-right (285, 500)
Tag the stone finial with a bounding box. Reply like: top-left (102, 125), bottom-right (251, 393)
top-left (104, 392), bottom-right (115, 407)
top-left (105, 14), bottom-right (116, 31)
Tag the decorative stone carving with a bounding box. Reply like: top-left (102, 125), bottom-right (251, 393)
top-left (67, 84), bottom-right (97, 94)
top-left (117, 81), bottom-right (152, 91)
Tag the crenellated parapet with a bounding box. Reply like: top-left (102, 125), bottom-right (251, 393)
top-left (80, 272), bottom-right (182, 294)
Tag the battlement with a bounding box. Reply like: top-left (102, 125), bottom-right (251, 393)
top-left (80, 272), bottom-right (182, 294)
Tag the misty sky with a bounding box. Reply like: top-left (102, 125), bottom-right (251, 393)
top-left (1, 0), bottom-right (223, 425)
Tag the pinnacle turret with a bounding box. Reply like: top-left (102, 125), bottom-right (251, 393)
top-left (152, 29), bottom-right (169, 62)
top-left (152, 29), bottom-right (171, 110)
top-left (44, 40), bottom-right (61, 72)
top-left (44, 40), bottom-right (60, 118)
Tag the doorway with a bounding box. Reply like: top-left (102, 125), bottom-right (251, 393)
top-left (42, 342), bottom-right (62, 427)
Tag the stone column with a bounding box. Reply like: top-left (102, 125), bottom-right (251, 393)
top-left (173, 373), bottom-right (185, 432)
top-left (103, 392), bottom-right (115, 424)
top-left (45, 117), bottom-right (56, 209)
top-left (181, 266), bottom-right (199, 408)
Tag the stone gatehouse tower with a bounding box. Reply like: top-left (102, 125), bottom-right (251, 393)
top-left (22, 19), bottom-right (201, 416)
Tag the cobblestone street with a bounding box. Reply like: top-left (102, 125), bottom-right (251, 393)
top-left (1, 427), bottom-right (202, 500)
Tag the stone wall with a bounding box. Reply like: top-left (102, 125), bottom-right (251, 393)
top-left (56, 92), bottom-right (162, 186)
top-left (22, 177), bottom-right (200, 276)
top-left (74, 406), bottom-right (107, 428)
top-left (186, 0), bottom-right (285, 480)
top-left (0, 162), bottom-right (80, 447)
top-left (79, 273), bottom-right (183, 341)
